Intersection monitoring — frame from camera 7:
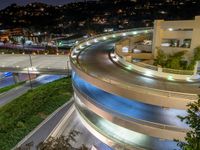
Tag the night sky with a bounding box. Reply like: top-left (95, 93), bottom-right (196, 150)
top-left (0, 0), bottom-right (85, 10)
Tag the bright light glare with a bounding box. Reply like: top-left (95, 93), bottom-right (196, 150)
top-left (167, 75), bottom-right (174, 81)
top-left (28, 67), bottom-right (37, 71)
top-left (71, 53), bottom-right (77, 58)
top-left (126, 65), bottom-right (132, 70)
top-left (110, 53), bottom-right (115, 57)
top-left (103, 36), bottom-right (107, 40)
top-left (112, 34), bottom-right (116, 38)
top-left (186, 77), bottom-right (193, 82)
top-left (94, 39), bottom-right (98, 43)
top-left (79, 45), bottom-right (84, 49)
top-left (168, 28), bottom-right (173, 31)
top-left (74, 48), bottom-right (80, 53)
top-left (122, 33), bottom-right (126, 36)
top-left (145, 70), bottom-right (153, 77)
top-left (133, 31), bottom-right (137, 35)
top-left (112, 57), bottom-right (118, 62)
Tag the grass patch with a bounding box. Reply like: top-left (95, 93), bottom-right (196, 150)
top-left (0, 77), bottom-right (73, 150)
top-left (0, 81), bottom-right (26, 94)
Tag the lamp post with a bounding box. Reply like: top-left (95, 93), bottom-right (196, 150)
top-left (67, 60), bottom-right (70, 76)
top-left (27, 53), bottom-right (33, 90)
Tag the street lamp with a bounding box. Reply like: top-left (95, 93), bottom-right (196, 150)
top-left (27, 53), bottom-right (33, 89)
top-left (66, 60), bottom-right (70, 76)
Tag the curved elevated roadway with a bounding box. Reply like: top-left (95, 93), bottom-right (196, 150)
top-left (73, 73), bottom-right (188, 129)
top-left (72, 37), bottom-right (199, 109)
top-left (70, 29), bottom-right (200, 149)
top-left (77, 39), bottom-right (199, 95)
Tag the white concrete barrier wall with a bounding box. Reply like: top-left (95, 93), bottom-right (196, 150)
top-left (114, 53), bottom-right (195, 82)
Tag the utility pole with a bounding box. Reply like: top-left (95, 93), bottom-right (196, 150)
top-left (28, 53), bottom-right (33, 90)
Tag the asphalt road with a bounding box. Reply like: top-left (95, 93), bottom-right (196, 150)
top-left (0, 73), bottom-right (33, 88)
top-left (78, 39), bottom-right (200, 94)
top-left (0, 75), bottom-right (65, 107)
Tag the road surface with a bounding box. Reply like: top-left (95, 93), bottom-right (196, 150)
top-left (78, 39), bottom-right (200, 94)
top-left (0, 75), bottom-right (65, 107)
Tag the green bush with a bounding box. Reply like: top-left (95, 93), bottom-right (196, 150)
top-left (154, 48), bottom-right (187, 70)
top-left (0, 77), bottom-right (73, 150)
top-left (187, 46), bottom-right (200, 70)
top-left (155, 47), bottom-right (200, 70)
top-left (153, 48), bottom-right (167, 66)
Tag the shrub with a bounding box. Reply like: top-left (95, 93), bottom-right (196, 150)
top-left (0, 77), bottom-right (73, 150)
top-left (154, 48), bottom-right (187, 70)
top-left (187, 46), bottom-right (200, 70)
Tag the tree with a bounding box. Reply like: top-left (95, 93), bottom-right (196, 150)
top-left (154, 48), bottom-right (167, 67)
top-left (188, 46), bottom-right (200, 70)
top-left (168, 51), bottom-right (187, 69)
top-left (176, 97), bottom-right (200, 150)
top-left (154, 49), bottom-right (188, 69)
top-left (38, 130), bottom-right (89, 150)
top-left (15, 130), bottom-right (89, 150)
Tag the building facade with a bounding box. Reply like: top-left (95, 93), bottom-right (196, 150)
top-left (152, 16), bottom-right (200, 59)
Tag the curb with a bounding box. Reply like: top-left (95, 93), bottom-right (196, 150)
top-left (48, 104), bottom-right (75, 138)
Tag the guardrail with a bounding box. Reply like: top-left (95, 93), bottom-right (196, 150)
top-left (0, 65), bottom-right (71, 75)
top-left (114, 53), bottom-right (196, 81)
top-left (73, 82), bottom-right (189, 133)
top-left (134, 62), bottom-right (158, 71)
top-left (70, 28), bottom-right (198, 102)
top-left (132, 61), bottom-right (194, 75)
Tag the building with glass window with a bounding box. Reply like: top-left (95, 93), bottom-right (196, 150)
top-left (152, 16), bottom-right (200, 59)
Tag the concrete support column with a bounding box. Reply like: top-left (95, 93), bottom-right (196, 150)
top-left (152, 20), bottom-right (164, 59)
top-left (13, 73), bottom-right (20, 83)
top-left (191, 16), bottom-right (200, 51)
